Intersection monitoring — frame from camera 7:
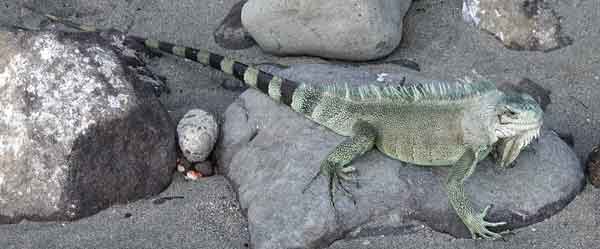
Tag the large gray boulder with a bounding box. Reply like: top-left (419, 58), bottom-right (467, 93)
top-left (241, 0), bottom-right (412, 61)
top-left (215, 64), bottom-right (584, 249)
top-left (0, 29), bottom-right (176, 223)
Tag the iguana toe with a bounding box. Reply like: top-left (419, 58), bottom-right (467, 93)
top-left (305, 160), bottom-right (359, 208)
top-left (466, 205), bottom-right (508, 240)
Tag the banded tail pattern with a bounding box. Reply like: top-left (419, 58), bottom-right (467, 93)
top-left (129, 36), bottom-right (301, 107)
top-left (42, 12), bottom-right (320, 113)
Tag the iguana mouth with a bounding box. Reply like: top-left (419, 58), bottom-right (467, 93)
top-left (495, 112), bottom-right (542, 137)
top-left (495, 126), bottom-right (541, 168)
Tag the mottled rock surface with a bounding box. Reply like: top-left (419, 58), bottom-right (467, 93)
top-left (215, 64), bottom-right (584, 249)
top-left (177, 109), bottom-right (219, 162)
top-left (463, 0), bottom-right (571, 51)
top-left (241, 0), bottom-right (412, 61)
top-left (0, 29), bottom-right (176, 224)
top-left (213, 0), bottom-right (255, 50)
top-left (586, 145), bottom-right (600, 187)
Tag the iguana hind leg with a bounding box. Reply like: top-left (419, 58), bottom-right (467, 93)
top-left (303, 120), bottom-right (376, 208)
top-left (446, 147), bottom-right (507, 239)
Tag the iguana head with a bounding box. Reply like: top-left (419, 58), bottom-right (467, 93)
top-left (494, 92), bottom-right (543, 168)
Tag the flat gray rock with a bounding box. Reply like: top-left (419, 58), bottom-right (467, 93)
top-left (0, 29), bottom-right (176, 223)
top-left (215, 64), bottom-right (584, 249)
top-left (241, 0), bottom-right (412, 61)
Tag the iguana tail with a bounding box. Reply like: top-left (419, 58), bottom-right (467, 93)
top-left (128, 36), bottom-right (300, 107)
top-left (43, 12), bottom-right (303, 108)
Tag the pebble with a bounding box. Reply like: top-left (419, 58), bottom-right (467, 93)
top-left (177, 109), bottom-right (219, 162)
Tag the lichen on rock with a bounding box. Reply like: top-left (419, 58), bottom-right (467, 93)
top-left (463, 0), bottom-right (572, 51)
top-left (0, 29), bottom-right (176, 224)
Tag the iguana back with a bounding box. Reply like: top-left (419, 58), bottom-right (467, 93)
top-left (301, 81), bottom-right (503, 165)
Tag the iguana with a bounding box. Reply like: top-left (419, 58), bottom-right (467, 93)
top-left (41, 13), bottom-right (543, 239)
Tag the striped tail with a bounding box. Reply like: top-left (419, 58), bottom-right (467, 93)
top-left (129, 36), bottom-right (299, 106)
top-left (42, 12), bottom-right (301, 108)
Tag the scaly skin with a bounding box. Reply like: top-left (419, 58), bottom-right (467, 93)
top-left (42, 13), bottom-right (544, 239)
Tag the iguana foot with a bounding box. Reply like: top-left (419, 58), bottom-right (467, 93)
top-left (302, 160), bottom-right (358, 208)
top-left (465, 205), bottom-right (507, 240)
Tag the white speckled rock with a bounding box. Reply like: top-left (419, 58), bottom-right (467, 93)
top-left (0, 29), bottom-right (176, 224)
top-left (177, 109), bottom-right (219, 162)
top-left (462, 0), bottom-right (572, 51)
top-left (241, 0), bottom-right (412, 61)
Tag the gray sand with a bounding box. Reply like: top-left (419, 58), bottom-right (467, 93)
top-left (0, 176), bottom-right (249, 249)
top-left (1, 0), bottom-right (599, 248)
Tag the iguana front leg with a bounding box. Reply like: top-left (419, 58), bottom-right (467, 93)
top-left (303, 120), bottom-right (376, 207)
top-left (446, 147), bottom-right (507, 239)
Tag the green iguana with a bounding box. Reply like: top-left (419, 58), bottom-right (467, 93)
top-left (42, 13), bottom-right (543, 239)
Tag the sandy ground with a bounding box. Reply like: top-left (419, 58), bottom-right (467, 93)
top-left (1, 0), bottom-right (599, 248)
top-left (0, 176), bottom-right (249, 249)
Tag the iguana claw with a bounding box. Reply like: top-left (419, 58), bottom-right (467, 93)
top-left (465, 205), bottom-right (508, 240)
top-left (303, 160), bottom-right (358, 208)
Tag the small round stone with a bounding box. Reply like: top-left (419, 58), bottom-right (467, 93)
top-left (176, 164), bottom-right (186, 173)
top-left (177, 109), bottom-right (219, 162)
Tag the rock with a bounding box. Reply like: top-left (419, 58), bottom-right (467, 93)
top-left (380, 59), bottom-right (421, 72)
top-left (213, 0), bottom-right (256, 50)
top-left (215, 64), bottom-right (584, 248)
top-left (241, 0), bottom-right (412, 61)
top-left (498, 78), bottom-right (552, 111)
top-left (177, 109), bottom-right (219, 162)
top-left (221, 78), bottom-right (249, 92)
top-left (586, 145), bottom-right (600, 187)
top-left (193, 161), bottom-right (215, 177)
top-left (263, 63), bottom-right (420, 87)
top-left (463, 0), bottom-right (572, 51)
top-left (0, 30), bottom-right (176, 224)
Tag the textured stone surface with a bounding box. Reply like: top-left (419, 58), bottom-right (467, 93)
top-left (177, 109), bottom-right (219, 162)
top-left (213, 0), bottom-right (255, 50)
top-left (586, 145), bottom-right (600, 187)
top-left (462, 0), bottom-right (572, 51)
top-left (193, 161), bottom-right (215, 176)
top-left (241, 0), bottom-right (412, 61)
top-left (0, 29), bottom-right (176, 224)
top-left (215, 64), bottom-right (584, 249)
